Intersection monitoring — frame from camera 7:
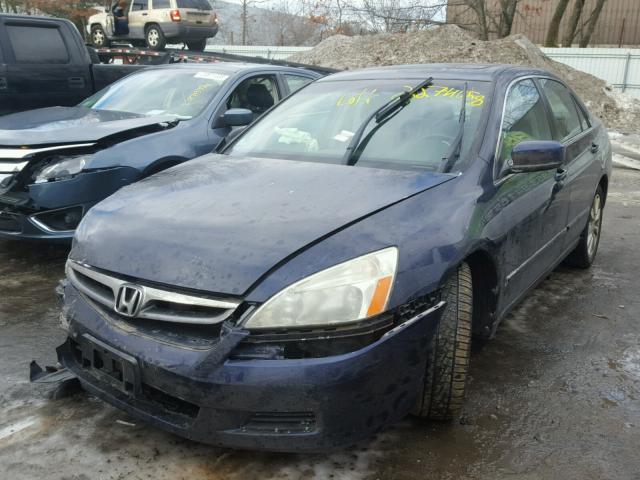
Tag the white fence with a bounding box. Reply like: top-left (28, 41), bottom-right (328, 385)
top-left (542, 47), bottom-right (640, 98)
top-left (204, 45), bottom-right (311, 61)
top-left (205, 44), bottom-right (640, 98)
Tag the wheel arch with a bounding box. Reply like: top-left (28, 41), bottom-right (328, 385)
top-left (463, 249), bottom-right (499, 340)
top-left (598, 174), bottom-right (608, 206)
top-left (145, 22), bottom-right (163, 34)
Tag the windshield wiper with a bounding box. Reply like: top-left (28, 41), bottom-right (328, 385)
top-left (440, 82), bottom-right (468, 173)
top-left (342, 77), bottom-right (433, 166)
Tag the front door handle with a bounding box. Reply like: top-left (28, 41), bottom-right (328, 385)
top-left (591, 142), bottom-right (599, 153)
top-left (0, 77), bottom-right (7, 90)
top-left (142, 12), bottom-right (148, 16)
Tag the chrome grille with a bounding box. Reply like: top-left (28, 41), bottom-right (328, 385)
top-left (66, 260), bottom-right (241, 325)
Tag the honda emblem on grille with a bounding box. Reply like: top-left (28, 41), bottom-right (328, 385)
top-left (115, 284), bottom-right (144, 317)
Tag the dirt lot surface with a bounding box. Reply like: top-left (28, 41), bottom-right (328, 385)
top-left (1, 168), bottom-right (639, 480)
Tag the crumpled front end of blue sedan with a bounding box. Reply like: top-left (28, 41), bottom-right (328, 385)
top-left (57, 273), bottom-right (445, 451)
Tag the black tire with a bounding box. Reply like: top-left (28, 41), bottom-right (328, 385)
top-left (145, 24), bottom-right (166, 51)
top-left (186, 39), bottom-right (207, 51)
top-left (414, 262), bottom-right (472, 420)
top-left (91, 25), bottom-right (108, 48)
top-left (565, 185), bottom-right (604, 269)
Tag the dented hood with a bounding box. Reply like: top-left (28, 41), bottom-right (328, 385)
top-left (0, 107), bottom-right (177, 147)
top-left (71, 155), bottom-right (454, 296)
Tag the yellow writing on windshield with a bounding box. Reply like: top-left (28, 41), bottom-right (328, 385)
top-left (185, 83), bottom-right (213, 104)
top-left (336, 85), bottom-right (485, 108)
top-left (336, 88), bottom-right (379, 107)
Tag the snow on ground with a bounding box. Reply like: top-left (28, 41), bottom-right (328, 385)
top-left (609, 132), bottom-right (640, 171)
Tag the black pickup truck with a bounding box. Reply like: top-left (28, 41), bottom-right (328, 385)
top-left (0, 13), bottom-right (144, 115)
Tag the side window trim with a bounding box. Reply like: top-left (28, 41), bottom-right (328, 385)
top-left (494, 76), bottom-right (548, 181)
top-left (538, 78), bottom-right (584, 144)
top-left (572, 94), bottom-right (592, 130)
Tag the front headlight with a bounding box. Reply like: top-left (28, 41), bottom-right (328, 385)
top-left (34, 155), bottom-right (89, 183)
top-left (244, 247), bottom-right (398, 330)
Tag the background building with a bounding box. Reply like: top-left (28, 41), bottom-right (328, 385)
top-left (447, 0), bottom-right (640, 47)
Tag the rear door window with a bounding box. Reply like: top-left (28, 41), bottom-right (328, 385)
top-left (6, 24), bottom-right (69, 64)
top-left (132, 0), bottom-right (149, 11)
top-left (539, 79), bottom-right (583, 142)
top-left (285, 74), bottom-right (313, 94)
top-left (497, 79), bottom-right (552, 175)
top-left (177, 0), bottom-right (212, 9)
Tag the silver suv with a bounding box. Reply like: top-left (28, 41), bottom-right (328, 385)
top-left (88, 0), bottom-right (219, 51)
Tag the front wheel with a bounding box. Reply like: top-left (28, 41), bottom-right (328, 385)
top-left (186, 39), bottom-right (207, 51)
top-left (414, 262), bottom-right (472, 420)
top-left (91, 25), bottom-right (108, 48)
top-left (565, 185), bottom-right (604, 268)
top-left (145, 25), bottom-right (166, 51)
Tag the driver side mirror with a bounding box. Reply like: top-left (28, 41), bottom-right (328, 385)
top-left (509, 140), bottom-right (565, 173)
top-left (221, 108), bottom-right (253, 127)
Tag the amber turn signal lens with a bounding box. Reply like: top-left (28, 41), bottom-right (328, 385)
top-left (367, 276), bottom-right (393, 317)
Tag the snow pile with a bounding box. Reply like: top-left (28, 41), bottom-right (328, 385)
top-left (291, 25), bottom-right (640, 132)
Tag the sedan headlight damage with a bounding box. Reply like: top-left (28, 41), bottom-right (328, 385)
top-left (34, 155), bottom-right (89, 183)
top-left (245, 247), bottom-right (398, 330)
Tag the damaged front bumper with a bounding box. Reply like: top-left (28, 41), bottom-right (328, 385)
top-left (56, 284), bottom-right (445, 452)
top-left (0, 167), bottom-right (139, 242)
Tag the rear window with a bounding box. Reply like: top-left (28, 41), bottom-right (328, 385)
top-left (153, 0), bottom-right (171, 7)
top-left (176, 0), bottom-right (212, 9)
top-left (6, 25), bottom-right (69, 64)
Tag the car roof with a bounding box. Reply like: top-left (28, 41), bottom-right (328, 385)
top-left (146, 62), bottom-right (319, 76)
top-left (318, 63), bottom-right (560, 83)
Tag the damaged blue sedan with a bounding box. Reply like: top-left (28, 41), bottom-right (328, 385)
top-left (52, 64), bottom-right (611, 452)
top-left (0, 63), bottom-right (319, 241)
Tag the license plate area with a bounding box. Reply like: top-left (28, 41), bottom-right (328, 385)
top-left (78, 333), bottom-right (141, 396)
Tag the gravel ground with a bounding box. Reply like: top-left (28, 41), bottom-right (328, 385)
top-left (0, 168), bottom-right (639, 480)
top-left (290, 26), bottom-right (640, 133)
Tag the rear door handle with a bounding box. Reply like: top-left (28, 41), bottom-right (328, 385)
top-left (0, 77), bottom-right (7, 90)
top-left (591, 142), bottom-right (599, 153)
top-left (142, 12), bottom-right (148, 15)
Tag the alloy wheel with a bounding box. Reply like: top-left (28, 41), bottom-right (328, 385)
top-left (147, 29), bottom-right (159, 47)
top-left (93, 30), bottom-right (104, 46)
top-left (587, 193), bottom-right (602, 259)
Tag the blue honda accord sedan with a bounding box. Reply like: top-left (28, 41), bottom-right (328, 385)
top-left (53, 64), bottom-right (611, 451)
top-left (0, 63), bottom-right (320, 241)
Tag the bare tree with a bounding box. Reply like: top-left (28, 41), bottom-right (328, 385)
top-left (348, 0), bottom-right (446, 33)
top-left (447, 0), bottom-right (523, 40)
top-left (266, 0), bottom-right (322, 45)
top-left (237, 0), bottom-right (271, 45)
top-left (579, 0), bottom-right (607, 47)
top-left (562, 0), bottom-right (584, 47)
top-left (544, 0), bottom-right (570, 47)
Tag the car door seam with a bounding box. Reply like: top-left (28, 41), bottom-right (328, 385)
top-left (505, 227), bottom-right (566, 285)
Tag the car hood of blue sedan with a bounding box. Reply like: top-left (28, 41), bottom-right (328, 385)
top-left (71, 154), bottom-right (456, 296)
top-left (0, 107), bottom-right (178, 146)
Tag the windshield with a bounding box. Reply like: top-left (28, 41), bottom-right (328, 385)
top-left (80, 69), bottom-right (228, 119)
top-left (226, 79), bottom-right (490, 172)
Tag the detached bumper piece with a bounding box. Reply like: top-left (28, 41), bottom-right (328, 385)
top-left (58, 286), bottom-right (446, 452)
